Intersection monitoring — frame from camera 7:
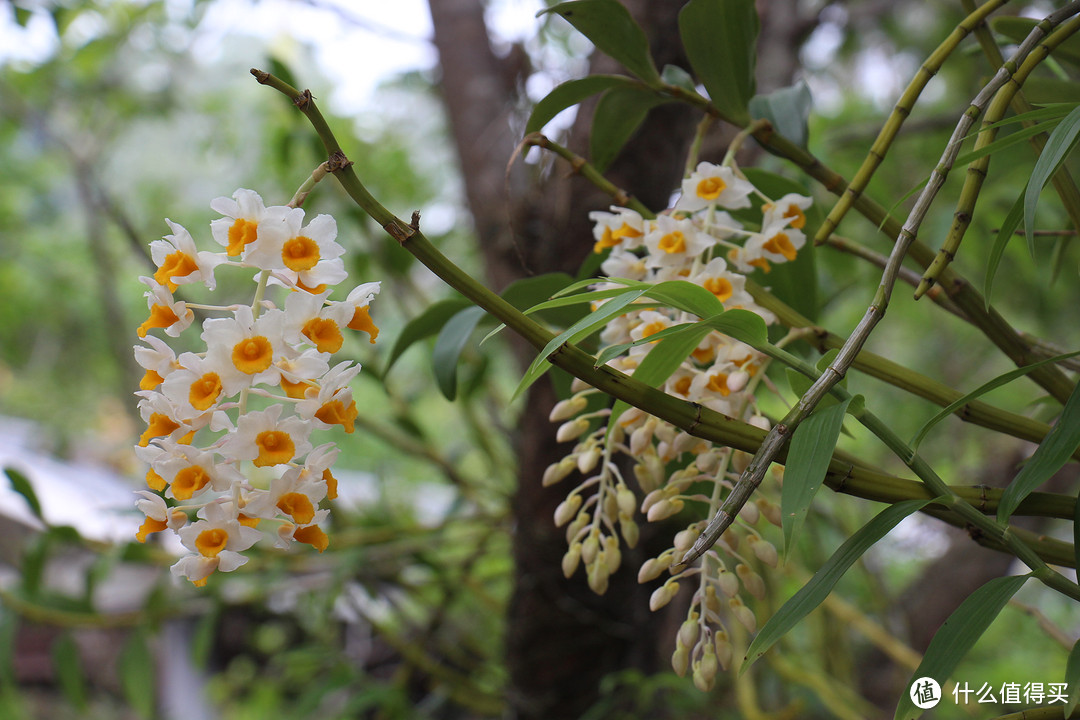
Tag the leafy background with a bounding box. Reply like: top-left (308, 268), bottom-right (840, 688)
top-left (0, 0), bottom-right (1078, 718)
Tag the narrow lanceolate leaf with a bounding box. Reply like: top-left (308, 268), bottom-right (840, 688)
top-left (910, 350), bottom-right (1080, 453)
top-left (432, 306), bottom-right (486, 401)
top-left (4, 467), bottom-right (43, 521)
top-left (781, 398), bottom-right (852, 561)
top-left (512, 286), bottom-right (649, 401)
top-left (1024, 104), bottom-right (1080, 257)
top-left (894, 574), bottom-right (1030, 720)
top-left (984, 189), bottom-right (1026, 310)
top-left (384, 298), bottom-right (471, 373)
top-left (1065, 637), bottom-right (1080, 717)
top-left (590, 87), bottom-right (672, 172)
top-left (525, 75), bottom-right (639, 135)
top-left (51, 633), bottom-right (87, 711)
top-left (118, 629), bottom-right (156, 719)
top-left (743, 498), bottom-right (934, 672)
top-left (539, 0), bottom-right (661, 85)
top-left (997, 380), bottom-right (1080, 524)
top-left (678, 0), bottom-right (759, 124)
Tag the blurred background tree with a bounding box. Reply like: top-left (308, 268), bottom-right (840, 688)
top-left (0, 0), bottom-right (1077, 719)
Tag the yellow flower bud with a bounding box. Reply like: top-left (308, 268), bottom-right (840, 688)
top-left (671, 644), bottom-right (690, 677)
top-left (736, 563), bottom-right (766, 600)
top-left (549, 395), bottom-right (587, 422)
top-left (587, 559), bottom-right (610, 595)
top-left (729, 596), bottom-right (757, 633)
top-left (619, 516), bottom-right (639, 549)
top-left (649, 581), bottom-right (679, 611)
top-left (714, 629), bottom-right (733, 671)
top-left (693, 643), bottom-right (719, 692)
top-left (603, 535), bottom-right (622, 574)
top-left (581, 531), bottom-right (600, 565)
top-left (757, 497), bottom-right (782, 527)
top-left (553, 494), bottom-right (582, 527)
top-left (576, 446), bottom-right (601, 475)
top-left (556, 417), bottom-right (590, 443)
top-left (647, 497), bottom-right (684, 522)
top-left (562, 542), bottom-right (582, 578)
top-left (678, 616), bottom-right (700, 649)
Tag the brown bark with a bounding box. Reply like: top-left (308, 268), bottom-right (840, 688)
top-left (427, 0), bottom-right (806, 716)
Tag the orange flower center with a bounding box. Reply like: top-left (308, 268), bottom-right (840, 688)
top-left (277, 492), bottom-right (316, 525)
top-left (189, 372), bottom-right (223, 411)
top-left (696, 176), bottom-right (727, 200)
top-left (302, 317), bottom-right (343, 354)
top-left (282, 235), bottom-right (320, 272)
top-left (232, 336), bottom-right (273, 374)
top-left (196, 528), bottom-right (229, 557)
top-left (226, 218), bottom-right (258, 256)
top-left (703, 276), bottom-right (734, 302)
top-left (658, 231), bottom-right (687, 254)
top-left (254, 430), bottom-right (295, 467)
top-left (154, 251), bottom-right (198, 291)
top-left (172, 465), bottom-right (211, 500)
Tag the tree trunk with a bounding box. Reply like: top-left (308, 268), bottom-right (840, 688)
top-left (426, 0), bottom-right (805, 715)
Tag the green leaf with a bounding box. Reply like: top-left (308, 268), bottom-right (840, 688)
top-left (743, 498), bottom-right (934, 671)
top-left (384, 298), bottom-right (471, 374)
top-left (984, 189), bottom-right (1027, 309)
top-left (956, 119), bottom-right (1065, 168)
top-left (660, 64), bottom-right (697, 93)
top-left (1024, 104), bottom-right (1080, 256)
top-left (500, 272), bottom-right (582, 327)
top-left (526, 75), bottom-right (639, 135)
top-left (433, 306), bottom-right (487, 401)
top-left (590, 86), bottom-right (673, 173)
top-left (51, 633), bottom-right (87, 711)
top-left (748, 80), bottom-right (813, 149)
top-left (894, 574), bottom-right (1030, 720)
top-left (513, 286), bottom-right (649, 401)
top-left (781, 398), bottom-right (851, 561)
top-left (997, 379), bottom-right (1080, 524)
top-left (910, 350), bottom-right (1080, 453)
top-left (539, 1), bottom-right (661, 84)
top-left (678, 0), bottom-right (759, 124)
top-left (4, 467), bottom-right (43, 521)
top-left (606, 322), bottom-right (715, 438)
top-left (1066, 637), bottom-right (1080, 717)
top-left (118, 629), bottom-right (156, 719)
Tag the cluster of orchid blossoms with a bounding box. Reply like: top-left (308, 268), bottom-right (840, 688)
top-left (546, 161), bottom-right (811, 689)
top-left (132, 188), bottom-right (380, 587)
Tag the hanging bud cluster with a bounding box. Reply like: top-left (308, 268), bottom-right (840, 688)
top-left (133, 187), bottom-right (380, 586)
top-left (545, 161), bottom-right (809, 684)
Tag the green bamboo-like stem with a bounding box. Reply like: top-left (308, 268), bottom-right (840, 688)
top-left (530, 134), bottom-right (1074, 460)
top-left (523, 129), bottom-right (1080, 572)
top-left (917, 11), bottom-right (1080, 296)
top-left (963, 0), bottom-right (1080, 283)
top-left (822, 234), bottom-right (967, 319)
top-left (757, 108), bottom-right (1077, 406)
top-left (548, 77), bottom-right (1073, 402)
top-left (990, 707), bottom-right (1080, 719)
top-left (523, 132), bottom-right (641, 210)
top-left (813, 0), bottom-right (1011, 246)
top-left (748, 280), bottom-right (1080, 460)
top-left (252, 71), bottom-right (1078, 575)
top-left (683, 342), bottom-right (1080, 599)
top-left (684, 71), bottom-right (1080, 589)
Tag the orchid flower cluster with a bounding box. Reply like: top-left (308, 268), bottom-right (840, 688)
top-left (546, 161), bottom-right (811, 689)
top-left (132, 188), bottom-right (380, 587)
